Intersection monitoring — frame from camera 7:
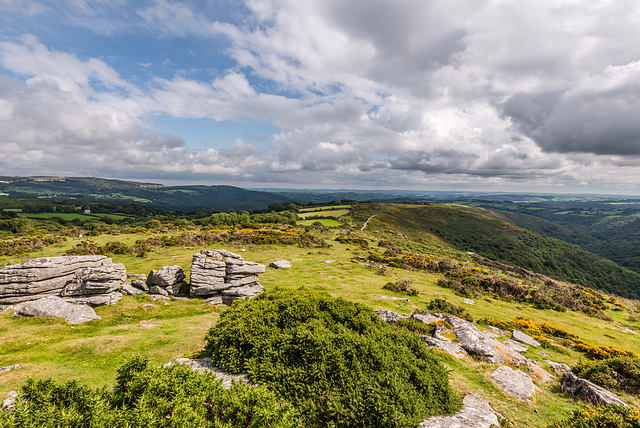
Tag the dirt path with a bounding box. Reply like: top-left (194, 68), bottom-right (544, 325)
top-left (361, 214), bottom-right (379, 231)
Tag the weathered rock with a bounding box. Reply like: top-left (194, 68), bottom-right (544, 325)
top-left (462, 298), bottom-right (475, 305)
top-left (433, 324), bottom-right (453, 342)
top-left (13, 296), bottom-right (101, 324)
top-left (483, 325), bottom-right (508, 339)
top-left (527, 360), bottom-right (555, 383)
top-left (488, 339), bottom-right (528, 366)
top-left (512, 329), bottom-right (541, 347)
top-left (66, 292), bottom-right (123, 307)
top-left (560, 372), bottom-right (627, 406)
top-left (225, 274), bottom-right (260, 287)
top-left (422, 336), bottom-right (468, 359)
top-left (374, 295), bottom-right (410, 303)
top-left (61, 265), bottom-right (126, 296)
top-left (375, 309), bottom-right (404, 323)
top-left (226, 259), bottom-right (266, 275)
top-left (503, 338), bottom-right (529, 353)
top-left (148, 294), bottom-right (170, 301)
top-left (121, 283), bottom-right (143, 296)
top-left (130, 279), bottom-right (149, 291)
top-left (205, 296), bottom-right (223, 305)
top-left (164, 357), bottom-right (250, 389)
top-left (0, 256), bottom-right (126, 304)
top-left (545, 360), bottom-right (571, 374)
top-left (0, 364), bottom-right (20, 375)
top-left (221, 282), bottom-right (264, 298)
top-left (127, 273), bottom-right (147, 280)
top-left (147, 266), bottom-right (185, 295)
top-left (420, 393), bottom-right (500, 428)
top-left (269, 260), bottom-right (292, 269)
top-left (2, 391), bottom-right (17, 412)
top-left (189, 250), bottom-right (266, 302)
top-left (445, 315), bottom-right (503, 364)
top-left (490, 366), bottom-right (540, 401)
top-left (148, 285), bottom-right (168, 296)
top-left (411, 311), bottom-right (444, 324)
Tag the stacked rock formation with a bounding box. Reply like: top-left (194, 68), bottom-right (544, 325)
top-left (190, 249), bottom-right (265, 304)
top-left (0, 255), bottom-right (126, 306)
top-left (146, 266), bottom-right (185, 296)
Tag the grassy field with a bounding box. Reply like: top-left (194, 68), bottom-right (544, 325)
top-left (2, 208), bottom-right (640, 426)
top-left (298, 205), bottom-right (352, 213)
top-left (297, 218), bottom-right (342, 226)
top-left (297, 209), bottom-right (351, 219)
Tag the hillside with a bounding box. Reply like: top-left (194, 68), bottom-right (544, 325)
top-left (3, 202), bottom-right (640, 426)
top-left (355, 203), bottom-right (640, 299)
top-left (0, 176), bottom-right (294, 211)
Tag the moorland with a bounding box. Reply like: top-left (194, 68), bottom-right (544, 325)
top-left (3, 181), bottom-right (640, 426)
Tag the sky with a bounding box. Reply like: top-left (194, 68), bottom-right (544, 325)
top-left (1, 0), bottom-right (640, 194)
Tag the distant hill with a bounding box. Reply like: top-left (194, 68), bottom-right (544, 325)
top-left (358, 203), bottom-right (640, 299)
top-left (0, 176), bottom-right (295, 212)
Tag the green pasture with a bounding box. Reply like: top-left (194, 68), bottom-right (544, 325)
top-left (298, 205), bottom-right (352, 213)
top-left (298, 209), bottom-right (351, 219)
top-left (297, 218), bottom-right (342, 226)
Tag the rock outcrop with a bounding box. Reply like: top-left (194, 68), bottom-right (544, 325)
top-left (190, 249), bottom-right (265, 304)
top-left (164, 357), bottom-right (251, 389)
top-left (13, 296), bottom-right (101, 324)
top-left (444, 315), bottom-right (503, 364)
top-left (0, 256), bottom-right (126, 305)
top-left (269, 260), bottom-right (292, 269)
top-left (560, 372), bottom-right (627, 406)
top-left (2, 391), bottom-right (17, 412)
top-left (146, 266), bottom-right (185, 296)
top-left (420, 393), bottom-right (501, 428)
top-left (375, 309), bottom-right (404, 323)
top-left (490, 366), bottom-right (540, 401)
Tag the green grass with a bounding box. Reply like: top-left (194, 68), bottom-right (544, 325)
top-left (297, 218), bottom-right (342, 226)
top-left (298, 209), bottom-right (351, 219)
top-left (298, 205), bottom-right (352, 213)
top-left (3, 214), bottom-right (640, 426)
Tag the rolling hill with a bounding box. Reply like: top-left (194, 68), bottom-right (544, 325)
top-left (355, 203), bottom-right (640, 299)
top-left (0, 176), bottom-right (294, 212)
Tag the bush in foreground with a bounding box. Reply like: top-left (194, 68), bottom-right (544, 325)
top-left (0, 356), bottom-right (298, 428)
top-left (205, 288), bottom-right (461, 428)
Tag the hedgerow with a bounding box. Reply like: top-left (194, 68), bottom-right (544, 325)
top-left (0, 356), bottom-right (298, 428)
top-left (204, 289), bottom-right (461, 428)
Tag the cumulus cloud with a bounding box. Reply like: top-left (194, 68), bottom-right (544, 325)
top-left (0, 0), bottom-right (640, 192)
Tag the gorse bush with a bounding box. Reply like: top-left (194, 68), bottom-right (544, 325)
top-left (546, 404), bottom-right (640, 428)
top-left (204, 289), bottom-right (461, 428)
top-left (574, 357), bottom-right (640, 395)
top-left (426, 298), bottom-right (473, 322)
top-left (382, 278), bottom-right (419, 295)
top-left (0, 356), bottom-right (298, 428)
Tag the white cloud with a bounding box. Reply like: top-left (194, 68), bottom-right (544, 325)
top-left (1, 0), bottom-right (640, 192)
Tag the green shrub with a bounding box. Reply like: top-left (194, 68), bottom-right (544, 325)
top-left (382, 278), bottom-right (419, 295)
top-left (0, 356), bottom-right (298, 428)
top-left (204, 289), bottom-right (461, 428)
top-left (426, 298), bottom-right (473, 322)
top-left (546, 404), bottom-right (640, 428)
top-left (573, 357), bottom-right (640, 395)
